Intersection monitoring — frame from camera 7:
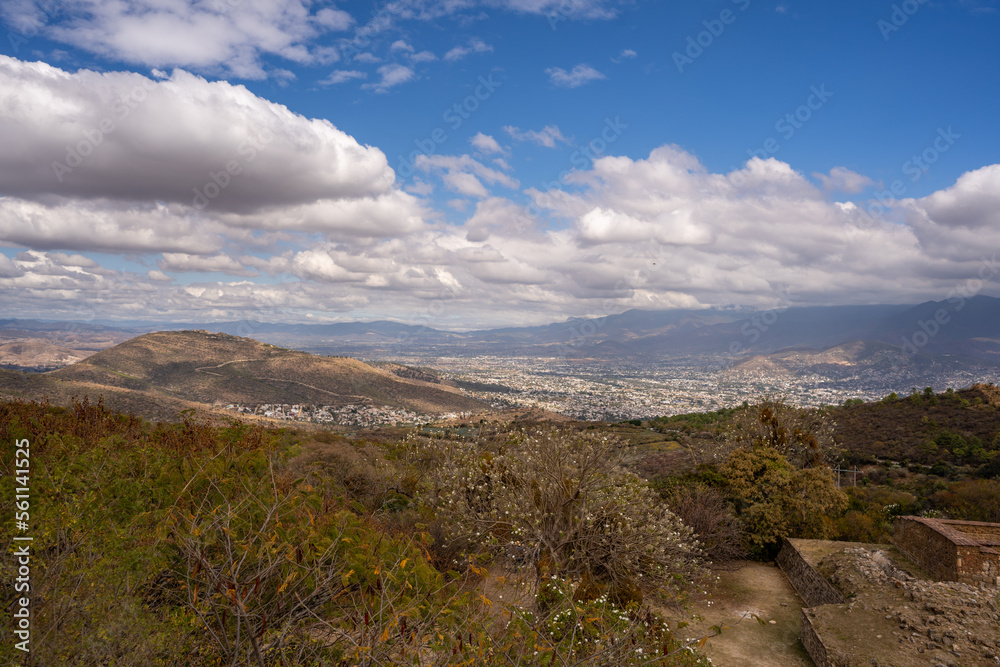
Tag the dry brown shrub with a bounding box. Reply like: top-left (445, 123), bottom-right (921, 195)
top-left (933, 478), bottom-right (1000, 522)
top-left (724, 397), bottom-right (836, 468)
top-left (284, 436), bottom-right (381, 498)
top-left (660, 482), bottom-right (746, 565)
top-left (634, 449), bottom-right (692, 480)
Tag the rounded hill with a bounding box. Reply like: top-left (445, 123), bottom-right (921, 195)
top-left (44, 330), bottom-right (485, 417)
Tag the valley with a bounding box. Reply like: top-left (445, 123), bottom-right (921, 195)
top-left (1, 297), bottom-right (997, 424)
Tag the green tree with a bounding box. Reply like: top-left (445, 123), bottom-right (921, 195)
top-left (720, 446), bottom-right (846, 558)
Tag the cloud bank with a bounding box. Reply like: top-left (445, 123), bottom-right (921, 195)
top-left (0, 57), bottom-right (998, 328)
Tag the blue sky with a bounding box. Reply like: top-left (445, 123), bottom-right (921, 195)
top-left (0, 0), bottom-right (999, 329)
top-left (247, 0), bottom-right (997, 198)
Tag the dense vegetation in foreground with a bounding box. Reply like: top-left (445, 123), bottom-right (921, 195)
top-left (1, 399), bottom-right (710, 666)
top-left (2, 384), bottom-right (998, 665)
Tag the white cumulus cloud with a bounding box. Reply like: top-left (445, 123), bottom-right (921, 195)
top-left (470, 132), bottom-right (506, 155)
top-left (545, 64), bottom-right (605, 88)
top-left (0, 57), bottom-right (396, 213)
top-left (814, 166), bottom-right (876, 193)
top-left (504, 124), bottom-right (570, 148)
top-left (321, 69), bottom-right (367, 85)
top-left (2, 0), bottom-right (354, 79)
top-left (444, 38), bottom-right (493, 61)
top-left (362, 63), bottom-right (415, 92)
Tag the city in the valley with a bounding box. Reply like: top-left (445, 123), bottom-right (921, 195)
top-left (224, 353), bottom-right (999, 425)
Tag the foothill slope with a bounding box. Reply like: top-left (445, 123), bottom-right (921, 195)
top-left (0, 330), bottom-right (485, 420)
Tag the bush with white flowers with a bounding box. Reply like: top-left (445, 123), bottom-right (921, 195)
top-left (420, 427), bottom-right (701, 602)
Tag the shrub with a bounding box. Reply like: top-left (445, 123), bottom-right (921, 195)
top-left (495, 579), bottom-right (711, 666)
top-left (1, 399), bottom-right (716, 667)
top-left (716, 399), bottom-right (846, 557)
top-left (420, 428), bottom-right (701, 604)
top-left (978, 455), bottom-right (1000, 479)
top-left (635, 449), bottom-right (690, 480)
top-left (831, 486), bottom-right (913, 543)
top-left (163, 458), bottom-right (455, 666)
top-left (659, 482), bottom-right (745, 564)
top-left (722, 398), bottom-right (836, 468)
top-left (933, 479), bottom-right (1000, 523)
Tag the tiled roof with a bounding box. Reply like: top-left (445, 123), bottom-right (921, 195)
top-left (898, 516), bottom-right (1000, 549)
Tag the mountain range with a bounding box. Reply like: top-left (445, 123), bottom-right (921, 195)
top-left (147, 296), bottom-right (1000, 362)
top-left (2, 296), bottom-right (998, 365)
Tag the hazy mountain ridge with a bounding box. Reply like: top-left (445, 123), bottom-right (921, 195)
top-left (564, 298), bottom-right (999, 359)
top-left (2, 296), bottom-right (997, 366)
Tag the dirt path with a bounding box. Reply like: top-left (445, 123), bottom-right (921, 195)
top-left (194, 358), bottom-right (263, 376)
top-left (687, 562), bottom-right (814, 666)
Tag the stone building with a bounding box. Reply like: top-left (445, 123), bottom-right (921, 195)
top-left (892, 515), bottom-right (1000, 587)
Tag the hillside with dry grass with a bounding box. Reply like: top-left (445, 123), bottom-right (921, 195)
top-left (0, 338), bottom-right (94, 369)
top-left (0, 330), bottom-right (485, 420)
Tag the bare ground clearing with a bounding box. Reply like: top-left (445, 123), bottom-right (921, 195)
top-left (686, 562), bottom-right (814, 666)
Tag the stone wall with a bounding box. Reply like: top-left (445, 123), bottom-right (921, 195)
top-left (957, 544), bottom-right (1000, 586)
top-left (948, 520), bottom-right (1000, 586)
top-left (783, 538), bottom-right (1000, 666)
top-left (799, 609), bottom-right (834, 667)
top-left (776, 540), bottom-right (845, 607)
top-left (893, 516), bottom-right (1000, 586)
top-left (892, 517), bottom-right (959, 582)
top-left (803, 546), bottom-right (1000, 666)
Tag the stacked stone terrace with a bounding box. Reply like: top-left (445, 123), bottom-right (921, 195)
top-left (893, 516), bottom-right (1000, 587)
top-left (778, 537), bottom-right (1000, 665)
